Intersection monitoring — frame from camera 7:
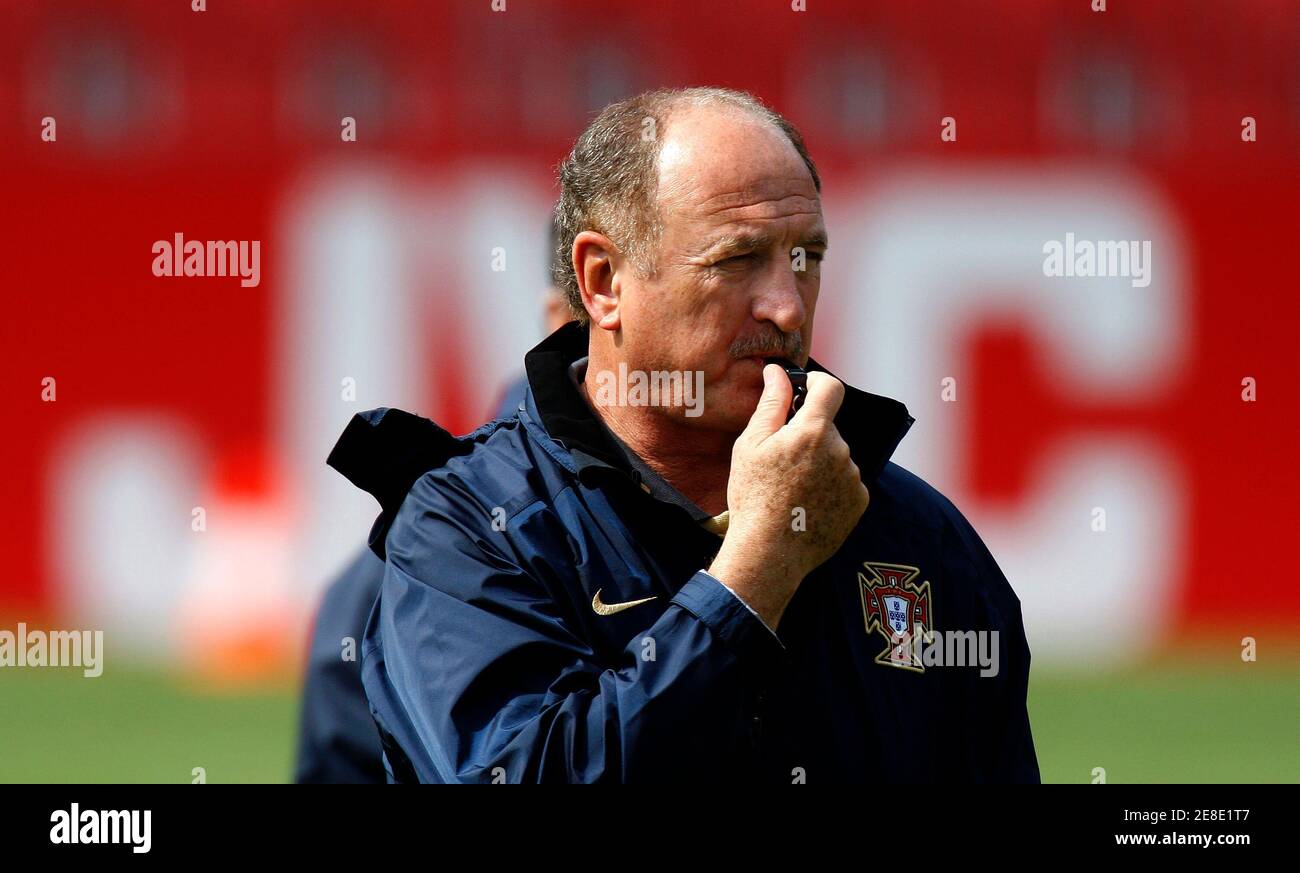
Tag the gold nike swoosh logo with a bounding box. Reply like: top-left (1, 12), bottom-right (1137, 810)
top-left (591, 589), bottom-right (658, 616)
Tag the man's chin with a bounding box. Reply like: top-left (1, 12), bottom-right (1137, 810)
top-left (651, 363), bottom-right (764, 433)
top-left (700, 386), bottom-right (764, 433)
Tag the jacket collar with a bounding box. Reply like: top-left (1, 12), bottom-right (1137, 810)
top-left (523, 320), bottom-right (914, 487)
top-left (328, 321), bottom-right (914, 560)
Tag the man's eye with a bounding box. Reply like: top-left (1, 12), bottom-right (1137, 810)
top-left (803, 251), bottom-right (825, 262)
top-left (718, 253), bottom-right (754, 266)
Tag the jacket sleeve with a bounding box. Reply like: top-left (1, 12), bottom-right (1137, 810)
top-left (366, 480), bottom-right (787, 784)
top-left (989, 595), bottom-right (1040, 783)
top-left (949, 511), bottom-right (1041, 783)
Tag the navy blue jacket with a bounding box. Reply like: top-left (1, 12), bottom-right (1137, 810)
top-left (328, 321), bottom-right (1039, 783)
top-left (294, 549), bottom-right (387, 783)
top-left (295, 377), bottom-right (531, 783)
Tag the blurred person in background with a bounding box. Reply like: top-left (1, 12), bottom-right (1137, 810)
top-left (294, 219), bottom-right (571, 783)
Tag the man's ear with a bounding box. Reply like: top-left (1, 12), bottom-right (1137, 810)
top-left (573, 230), bottom-right (622, 330)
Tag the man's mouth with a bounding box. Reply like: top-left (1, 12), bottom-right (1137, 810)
top-left (740, 353), bottom-right (797, 367)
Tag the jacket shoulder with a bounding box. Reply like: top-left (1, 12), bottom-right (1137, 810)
top-left (870, 461), bottom-right (1019, 604)
top-left (327, 407), bottom-right (552, 560)
top-left (871, 461), bottom-right (962, 532)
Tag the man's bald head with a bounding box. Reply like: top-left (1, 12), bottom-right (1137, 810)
top-left (553, 87), bottom-right (820, 323)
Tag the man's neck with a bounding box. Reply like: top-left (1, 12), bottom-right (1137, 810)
top-left (579, 373), bottom-right (733, 516)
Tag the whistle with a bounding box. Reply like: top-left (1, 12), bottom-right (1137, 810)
top-left (764, 357), bottom-right (807, 420)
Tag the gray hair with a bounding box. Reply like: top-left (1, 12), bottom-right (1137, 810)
top-left (552, 87), bottom-right (821, 323)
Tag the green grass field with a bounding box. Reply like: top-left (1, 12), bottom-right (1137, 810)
top-left (2, 658), bottom-right (1297, 782)
top-left (0, 666), bottom-right (299, 784)
top-left (1029, 661), bottom-right (1300, 783)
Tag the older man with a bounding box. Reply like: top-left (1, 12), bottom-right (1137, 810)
top-left (329, 87), bottom-right (1039, 783)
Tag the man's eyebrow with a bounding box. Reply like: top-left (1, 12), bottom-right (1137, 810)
top-left (701, 228), bottom-right (829, 257)
top-left (701, 230), bottom-right (773, 257)
top-left (799, 229), bottom-right (829, 250)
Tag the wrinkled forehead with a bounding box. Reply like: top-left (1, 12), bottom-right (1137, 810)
top-left (655, 107), bottom-right (822, 232)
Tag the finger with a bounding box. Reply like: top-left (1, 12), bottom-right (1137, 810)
top-left (743, 363), bottom-right (794, 441)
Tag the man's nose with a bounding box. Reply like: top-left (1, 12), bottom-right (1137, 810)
top-left (750, 259), bottom-right (807, 334)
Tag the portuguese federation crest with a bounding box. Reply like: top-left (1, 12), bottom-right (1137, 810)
top-left (858, 562), bottom-right (933, 673)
